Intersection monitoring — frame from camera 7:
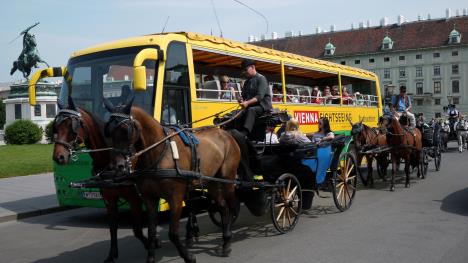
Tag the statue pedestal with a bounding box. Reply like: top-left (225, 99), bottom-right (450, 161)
top-left (2, 81), bottom-right (60, 143)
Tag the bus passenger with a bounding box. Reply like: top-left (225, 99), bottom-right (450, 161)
top-left (323, 86), bottom-right (332, 104)
top-left (220, 75), bottom-right (233, 100)
top-left (272, 84), bottom-right (283, 102)
top-left (342, 86), bottom-right (352, 105)
top-left (279, 118), bottom-right (311, 144)
top-left (307, 117), bottom-right (335, 143)
top-left (331, 86), bottom-right (340, 104)
top-left (286, 88), bottom-right (299, 103)
top-left (311, 86), bottom-right (322, 104)
top-left (238, 59), bottom-right (272, 136)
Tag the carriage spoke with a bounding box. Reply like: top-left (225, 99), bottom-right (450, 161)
top-left (347, 176), bottom-right (356, 182)
top-left (282, 206), bottom-right (286, 228)
top-left (337, 184), bottom-right (344, 202)
top-left (346, 164), bottom-right (355, 178)
top-left (276, 206), bottom-right (285, 221)
top-left (287, 186), bottom-right (298, 200)
top-left (275, 202), bottom-right (285, 208)
top-left (336, 182), bottom-right (344, 188)
top-left (286, 208), bottom-right (292, 226)
top-left (289, 206), bottom-right (298, 216)
top-left (347, 183), bottom-right (356, 190)
top-left (286, 179), bottom-right (292, 198)
top-left (346, 186), bottom-right (352, 205)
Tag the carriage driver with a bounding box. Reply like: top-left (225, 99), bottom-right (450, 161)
top-left (238, 59), bottom-right (273, 136)
top-left (391, 85), bottom-right (416, 127)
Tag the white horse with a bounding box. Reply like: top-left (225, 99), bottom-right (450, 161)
top-left (455, 119), bottom-right (468, 152)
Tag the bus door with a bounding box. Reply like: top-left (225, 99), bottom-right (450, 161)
top-left (161, 42), bottom-right (191, 126)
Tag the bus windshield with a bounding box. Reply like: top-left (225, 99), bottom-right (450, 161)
top-left (59, 46), bottom-right (157, 121)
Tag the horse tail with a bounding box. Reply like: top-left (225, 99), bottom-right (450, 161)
top-left (10, 61), bottom-right (18, 75)
top-left (228, 129), bottom-right (254, 182)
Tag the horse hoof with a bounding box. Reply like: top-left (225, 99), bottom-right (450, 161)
top-left (215, 246), bottom-right (231, 257)
top-left (405, 184), bottom-right (410, 188)
top-left (390, 186), bottom-right (395, 192)
top-left (104, 257), bottom-right (116, 263)
top-left (185, 256), bottom-right (196, 263)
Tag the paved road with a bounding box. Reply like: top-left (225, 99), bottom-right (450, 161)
top-left (1, 144), bottom-right (468, 263)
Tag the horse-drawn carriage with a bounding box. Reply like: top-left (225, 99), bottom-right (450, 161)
top-left (65, 103), bottom-right (358, 262)
top-left (206, 110), bottom-right (358, 232)
top-left (351, 113), bottom-right (442, 192)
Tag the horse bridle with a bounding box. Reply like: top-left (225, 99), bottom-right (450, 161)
top-left (54, 109), bottom-right (85, 158)
top-left (105, 113), bottom-right (140, 172)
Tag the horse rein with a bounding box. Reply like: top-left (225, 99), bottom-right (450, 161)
top-left (54, 109), bottom-right (85, 160)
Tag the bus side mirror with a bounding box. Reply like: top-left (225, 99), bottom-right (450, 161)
top-left (133, 48), bottom-right (160, 91)
top-left (28, 67), bottom-right (67, 106)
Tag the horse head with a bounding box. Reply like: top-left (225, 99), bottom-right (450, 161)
top-left (53, 96), bottom-right (85, 165)
top-left (103, 95), bottom-right (140, 176)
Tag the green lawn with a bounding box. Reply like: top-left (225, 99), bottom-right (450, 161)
top-left (0, 144), bottom-right (54, 178)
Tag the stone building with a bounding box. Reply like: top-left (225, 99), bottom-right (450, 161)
top-left (254, 14), bottom-right (468, 117)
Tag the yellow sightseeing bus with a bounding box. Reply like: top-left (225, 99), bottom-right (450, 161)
top-left (28, 32), bottom-right (381, 209)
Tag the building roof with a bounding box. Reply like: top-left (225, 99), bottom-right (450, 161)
top-left (254, 16), bottom-right (468, 58)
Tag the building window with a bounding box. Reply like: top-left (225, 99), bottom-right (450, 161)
top-left (433, 81), bottom-right (441, 94)
top-left (435, 98), bottom-right (441, 105)
top-left (14, 104), bottom-right (22, 119)
top-left (453, 97), bottom-right (460, 105)
top-left (340, 61), bottom-right (346, 65)
top-left (433, 65), bottom-right (440, 76)
top-left (384, 57), bottom-right (390, 62)
top-left (384, 68), bottom-right (391, 79)
top-left (416, 99), bottom-right (423, 106)
top-left (354, 59), bottom-right (360, 65)
top-left (416, 66), bottom-right (423, 77)
top-left (46, 104), bottom-right (56, 118)
top-left (452, 50), bottom-right (458, 56)
top-left (452, 80), bottom-right (460, 93)
top-left (399, 67), bottom-right (406, 78)
top-left (399, 55), bottom-right (405, 61)
top-left (369, 58), bottom-right (375, 63)
top-left (416, 82), bottom-right (423, 95)
top-left (433, 52), bottom-right (440, 58)
top-left (34, 104), bottom-right (41, 117)
top-left (452, 64), bottom-right (459, 74)
top-left (416, 54), bottom-right (422, 59)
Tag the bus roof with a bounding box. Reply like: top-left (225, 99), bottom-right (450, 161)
top-left (71, 32), bottom-right (377, 80)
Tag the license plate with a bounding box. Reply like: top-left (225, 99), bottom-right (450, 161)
top-left (82, 191), bottom-right (102, 200)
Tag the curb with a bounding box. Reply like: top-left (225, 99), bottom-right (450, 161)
top-left (0, 206), bottom-right (77, 224)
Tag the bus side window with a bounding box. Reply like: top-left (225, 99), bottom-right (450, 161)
top-left (341, 76), bottom-right (378, 107)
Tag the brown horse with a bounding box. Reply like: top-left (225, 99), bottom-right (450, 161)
top-left (104, 100), bottom-right (240, 263)
top-left (350, 120), bottom-right (388, 187)
top-left (386, 115), bottom-right (423, 191)
top-left (53, 97), bottom-right (150, 263)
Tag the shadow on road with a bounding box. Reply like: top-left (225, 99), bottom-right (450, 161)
top-left (440, 187), bottom-right (468, 216)
top-left (29, 210), bottom-right (281, 263)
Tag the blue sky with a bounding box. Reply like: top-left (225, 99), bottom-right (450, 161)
top-left (1, 0), bottom-right (466, 82)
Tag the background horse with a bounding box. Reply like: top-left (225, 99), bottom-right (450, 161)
top-left (386, 115), bottom-right (422, 191)
top-left (455, 118), bottom-right (468, 152)
top-left (104, 100), bottom-right (240, 263)
top-left (350, 119), bottom-right (388, 187)
top-left (53, 97), bottom-right (149, 263)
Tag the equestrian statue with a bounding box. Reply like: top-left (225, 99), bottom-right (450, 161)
top-left (10, 22), bottom-right (49, 79)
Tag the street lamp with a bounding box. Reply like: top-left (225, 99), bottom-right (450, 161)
top-left (447, 94), bottom-right (453, 105)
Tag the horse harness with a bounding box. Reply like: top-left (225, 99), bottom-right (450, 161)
top-left (54, 109), bottom-right (85, 155)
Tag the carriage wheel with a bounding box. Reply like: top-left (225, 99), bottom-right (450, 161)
top-left (434, 148), bottom-right (441, 171)
top-left (270, 173), bottom-right (302, 234)
top-left (332, 152), bottom-right (358, 212)
top-left (208, 197), bottom-right (241, 228)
